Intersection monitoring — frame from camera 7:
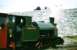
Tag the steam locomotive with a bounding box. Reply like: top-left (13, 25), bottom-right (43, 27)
top-left (0, 7), bottom-right (64, 49)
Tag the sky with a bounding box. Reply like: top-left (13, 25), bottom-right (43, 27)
top-left (0, 0), bottom-right (77, 13)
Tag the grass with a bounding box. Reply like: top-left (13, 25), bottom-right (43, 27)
top-left (65, 35), bottom-right (77, 40)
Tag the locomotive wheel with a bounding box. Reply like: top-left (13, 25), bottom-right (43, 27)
top-left (50, 40), bottom-right (56, 48)
top-left (49, 38), bottom-right (57, 48)
top-left (50, 37), bottom-right (64, 48)
top-left (35, 39), bottom-right (50, 48)
top-left (55, 37), bottom-right (64, 45)
top-left (43, 39), bottom-right (50, 48)
top-left (35, 40), bottom-right (43, 48)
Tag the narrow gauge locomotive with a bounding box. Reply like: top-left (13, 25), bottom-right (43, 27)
top-left (0, 7), bottom-right (64, 49)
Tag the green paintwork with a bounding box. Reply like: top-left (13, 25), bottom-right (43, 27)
top-left (36, 22), bottom-right (55, 30)
top-left (21, 25), bottom-right (39, 42)
top-left (21, 16), bottom-right (40, 42)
